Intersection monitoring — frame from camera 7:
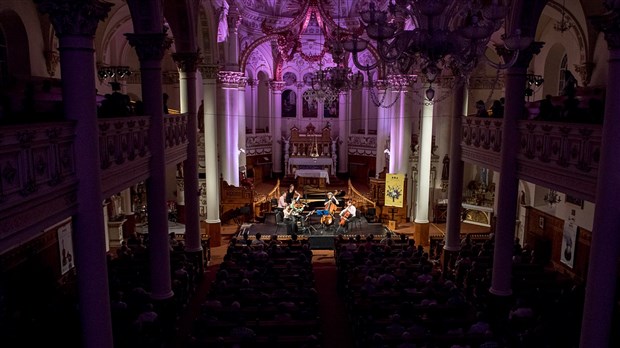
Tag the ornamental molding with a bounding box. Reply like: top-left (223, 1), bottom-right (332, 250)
top-left (218, 71), bottom-right (246, 88)
top-left (198, 65), bottom-right (220, 80)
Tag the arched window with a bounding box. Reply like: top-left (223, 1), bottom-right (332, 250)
top-left (558, 54), bottom-right (568, 94)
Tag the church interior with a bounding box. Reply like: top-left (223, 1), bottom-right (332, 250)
top-left (0, 0), bottom-right (619, 347)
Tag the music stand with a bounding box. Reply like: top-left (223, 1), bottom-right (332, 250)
top-left (300, 211), bottom-right (318, 235)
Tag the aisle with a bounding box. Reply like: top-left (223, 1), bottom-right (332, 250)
top-left (312, 251), bottom-right (356, 348)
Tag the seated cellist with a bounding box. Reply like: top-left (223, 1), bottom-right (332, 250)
top-left (339, 199), bottom-right (357, 228)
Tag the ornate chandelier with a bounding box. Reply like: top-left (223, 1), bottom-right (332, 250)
top-left (554, 0), bottom-right (573, 33)
top-left (544, 189), bottom-right (562, 207)
top-left (343, 0), bottom-right (524, 101)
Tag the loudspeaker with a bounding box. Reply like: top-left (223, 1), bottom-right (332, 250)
top-left (308, 236), bottom-right (335, 250)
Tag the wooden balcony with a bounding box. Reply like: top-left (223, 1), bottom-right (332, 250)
top-left (461, 116), bottom-right (601, 202)
top-left (0, 113), bottom-right (188, 252)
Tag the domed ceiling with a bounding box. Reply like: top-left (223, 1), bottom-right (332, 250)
top-left (236, 0), bottom-right (367, 20)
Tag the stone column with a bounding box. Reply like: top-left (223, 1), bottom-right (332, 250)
top-left (362, 85), bottom-right (369, 134)
top-left (217, 71), bottom-right (243, 186)
top-left (444, 81), bottom-right (467, 269)
top-left (490, 43), bottom-right (542, 298)
top-left (199, 65), bottom-right (222, 246)
top-left (374, 81), bottom-right (390, 173)
top-left (414, 98), bottom-right (434, 246)
top-left (172, 52), bottom-right (203, 269)
top-left (35, 1), bottom-right (114, 347)
top-left (270, 81), bottom-right (285, 175)
top-left (225, 6), bottom-right (241, 70)
top-left (338, 91), bottom-right (348, 174)
top-left (126, 32), bottom-right (174, 301)
top-left (249, 79), bottom-right (258, 133)
top-left (391, 75), bottom-right (415, 174)
top-left (238, 77), bottom-right (248, 169)
top-left (388, 83), bottom-right (401, 174)
top-left (580, 11), bottom-right (620, 348)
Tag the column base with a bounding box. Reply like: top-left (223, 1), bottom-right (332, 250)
top-left (413, 222), bottom-right (430, 247)
top-left (202, 220), bottom-right (221, 247)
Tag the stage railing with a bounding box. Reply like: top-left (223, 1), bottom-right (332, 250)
top-left (253, 179), bottom-right (281, 219)
top-left (346, 179), bottom-right (377, 216)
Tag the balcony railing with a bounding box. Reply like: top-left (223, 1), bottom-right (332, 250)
top-left (461, 116), bottom-right (601, 202)
top-left (1, 114), bottom-right (189, 246)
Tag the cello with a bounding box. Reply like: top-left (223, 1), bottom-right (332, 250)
top-left (321, 191), bottom-right (339, 225)
top-left (339, 210), bottom-right (351, 226)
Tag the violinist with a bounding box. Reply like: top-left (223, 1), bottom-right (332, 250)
top-left (284, 184), bottom-right (301, 205)
top-left (339, 199), bottom-right (357, 228)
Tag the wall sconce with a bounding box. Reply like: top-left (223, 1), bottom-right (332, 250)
top-left (97, 65), bottom-right (132, 81)
top-left (525, 74), bottom-right (544, 98)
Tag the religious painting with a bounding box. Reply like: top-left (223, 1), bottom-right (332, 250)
top-left (283, 72), bottom-right (297, 86)
top-left (57, 220), bottom-right (75, 275)
top-left (560, 213), bottom-right (578, 268)
top-left (324, 100), bottom-right (338, 118)
top-left (282, 89), bottom-right (297, 118)
top-left (302, 90), bottom-right (318, 118)
top-left (565, 194), bottom-right (584, 209)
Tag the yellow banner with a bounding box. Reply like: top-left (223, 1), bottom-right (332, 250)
top-left (384, 173), bottom-right (404, 207)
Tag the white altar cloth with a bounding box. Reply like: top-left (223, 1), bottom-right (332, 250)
top-left (294, 169), bottom-right (330, 184)
top-left (287, 157), bottom-right (335, 175)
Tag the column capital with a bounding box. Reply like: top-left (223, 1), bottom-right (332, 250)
top-left (35, 0), bottom-right (112, 37)
top-left (388, 74), bottom-right (417, 88)
top-left (125, 32), bottom-right (172, 62)
top-left (43, 50), bottom-right (60, 77)
top-left (218, 71), bottom-right (245, 88)
top-left (228, 6), bottom-right (242, 32)
top-left (198, 65), bottom-right (220, 79)
top-left (366, 80), bottom-right (389, 91)
top-left (591, 9), bottom-right (620, 49)
top-left (496, 41), bottom-right (544, 69)
top-left (269, 80), bottom-right (286, 91)
top-left (172, 51), bottom-right (201, 73)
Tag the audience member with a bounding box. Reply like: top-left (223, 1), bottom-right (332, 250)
top-left (475, 100), bottom-right (489, 117)
top-left (490, 99), bottom-right (504, 118)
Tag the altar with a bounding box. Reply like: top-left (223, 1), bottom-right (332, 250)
top-left (461, 203), bottom-right (494, 227)
top-left (284, 123), bottom-right (336, 176)
top-left (295, 169), bottom-right (330, 189)
top-left (288, 157), bottom-right (334, 175)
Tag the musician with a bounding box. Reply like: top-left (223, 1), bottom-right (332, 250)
top-left (284, 184), bottom-right (301, 204)
top-left (339, 199), bottom-right (357, 228)
top-left (277, 192), bottom-right (288, 208)
top-left (318, 191), bottom-right (339, 226)
top-left (324, 191), bottom-right (339, 207)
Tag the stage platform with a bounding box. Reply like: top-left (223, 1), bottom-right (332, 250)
top-left (236, 217), bottom-right (390, 250)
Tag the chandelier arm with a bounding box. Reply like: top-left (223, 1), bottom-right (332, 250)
top-left (484, 49), bottom-right (519, 70)
top-left (350, 51), bottom-right (380, 71)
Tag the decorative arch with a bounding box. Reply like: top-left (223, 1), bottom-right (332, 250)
top-left (0, 9), bottom-right (31, 80)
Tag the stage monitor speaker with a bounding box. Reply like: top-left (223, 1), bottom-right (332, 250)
top-left (308, 236), bottom-right (335, 250)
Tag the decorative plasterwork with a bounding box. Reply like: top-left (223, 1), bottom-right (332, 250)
top-left (218, 71), bottom-right (246, 88)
